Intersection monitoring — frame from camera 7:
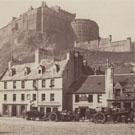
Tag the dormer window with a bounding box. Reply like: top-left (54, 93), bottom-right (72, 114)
top-left (9, 68), bottom-right (16, 76)
top-left (24, 67), bottom-right (31, 75)
top-left (38, 65), bottom-right (45, 74)
top-left (55, 64), bottom-right (60, 73)
top-left (53, 64), bottom-right (60, 74)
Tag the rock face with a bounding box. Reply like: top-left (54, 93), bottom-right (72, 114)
top-left (0, 29), bottom-right (74, 76)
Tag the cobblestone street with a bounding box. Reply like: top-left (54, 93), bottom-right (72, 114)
top-left (0, 117), bottom-right (135, 135)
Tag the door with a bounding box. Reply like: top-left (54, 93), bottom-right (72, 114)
top-left (80, 107), bottom-right (87, 118)
top-left (46, 107), bottom-right (51, 114)
top-left (124, 102), bottom-right (131, 110)
top-left (12, 105), bottom-right (17, 116)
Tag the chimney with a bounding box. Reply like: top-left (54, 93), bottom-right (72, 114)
top-left (74, 41), bottom-right (77, 47)
top-left (105, 59), bottom-right (114, 102)
top-left (66, 52), bottom-right (70, 61)
top-left (109, 35), bottom-right (112, 42)
top-left (127, 37), bottom-right (131, 46)
top-left (35, 49), bottom-right (40, 65)
top-left (41, 1), bottom-right (47, 7)
top-left (12, 17), bottom-right (16, 21)
top-left (8, 61), bottom-right (12, 70)
top-left (30, 6), bottom-right (33, 10)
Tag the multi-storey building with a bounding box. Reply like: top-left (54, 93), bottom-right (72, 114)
top-left (69, 60), bottom-right (135, 118)
top-left (0, 49), bottom-right (83, 117)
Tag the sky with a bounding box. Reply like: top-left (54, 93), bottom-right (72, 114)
top-left (0, 0), bottom-right (135, 41)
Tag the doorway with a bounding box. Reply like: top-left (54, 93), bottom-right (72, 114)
top-left (46, 107), bottom-right (51, 114)
top-left (12, 105), bottom-right (17, 116)
top-left (124, 102), bottom-right (131, 110)
top-left (80, 107), bottom-right (87, 118)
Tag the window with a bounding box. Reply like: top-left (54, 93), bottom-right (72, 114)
top-left (4, 82), bottom-right (7, 89)
top-left (13, 94), bottom-right (16, 101)
top-left (13, 81), bottom-right (16, 89)
top-left (38, 69), bottom-right (42, 74)
top-left (88, 95), bottom-right (93, 103)
top-left (21, 81), bottom-right (25, 89)
top-left (41, 94), bottom-right (45, 101)
top-left (38, 65), bottom-right (45, 74)
top-left (50, 79), bottom-right (55, 87)
top-left (21, 94), bottom-right (25, 101)
top-left (115, 89), bottom-right (121, 97)
top-left (33, 80), bottom-right (37, 88)
top-left (53, 107), bottom-right (58, 112)
top-left (97, 94), bottom-right (102, 103)
top-left (9, 68), bottom-right (16, 76)
top-left (24, 67), bottom-right (31, 75)
top-left (50, 93), bottom-right (54, 101)
top-left (75, 95), bottom-right (79, 102)
top-left (27, 94), bottom-right (30, 100)
top-left (4, 94), bottom-right (7, 101)
top-left (33, 94), bottom-right (36, 101)
top-left (42, 80), bottom-right (46, 88)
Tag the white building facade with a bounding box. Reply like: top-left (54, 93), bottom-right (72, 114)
top-left (0, 49), bottom-right (83, 117)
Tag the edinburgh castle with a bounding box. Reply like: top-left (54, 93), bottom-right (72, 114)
top-left (0, 1), bottom-right (134, 77)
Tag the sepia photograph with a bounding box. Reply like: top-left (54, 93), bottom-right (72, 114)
top-left (0, 0), bottom-right (135, 135)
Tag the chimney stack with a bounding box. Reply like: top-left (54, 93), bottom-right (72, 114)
top-left (41, 1), bottom-right (47, 7)
top-left (74, 41), bottom-right (77, 47)
top-left (127, 37), bottom-right (131, 46)
top-left (8, 61), bottom-right (12, 70)
top-left (109, 35), bottom-right (112, 42)
top-left (35, 49), bottom-right (40, 65)
top-left (105, 59), bottom-right (114, 102)
top-left (66, 51), bottom-right (70, 61)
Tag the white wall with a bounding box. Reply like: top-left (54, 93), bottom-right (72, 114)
top-left (72, 94), bottom-right (107, 111)
top-left (0, 77), bottom-right (63, 114)
top-left (0, 78), bottom-right (62, 90)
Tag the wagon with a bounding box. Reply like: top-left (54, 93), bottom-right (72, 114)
top-left (25, 108), bottom-right (74, 121)
top-left (91, 108), bottom-right (134, 123)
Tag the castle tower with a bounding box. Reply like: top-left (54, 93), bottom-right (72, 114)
top-left (105, 59), bottom-right (114, 102)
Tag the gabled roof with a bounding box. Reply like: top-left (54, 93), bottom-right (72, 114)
top-left (69, 74), bottom-right (135, 94)
top-left (69, 75), bottom-right (105, 94)
top-left (1, 59), bottom-right (68, 81)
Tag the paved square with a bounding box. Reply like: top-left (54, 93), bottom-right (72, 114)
top-left (0, 117), bottom-right (135, 135)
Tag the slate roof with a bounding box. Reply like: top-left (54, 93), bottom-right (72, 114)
top-left (69, 75), bottom-right (105, 94)
top-left (1, 59), bottom-right (68, 81)
top-left (69, 74), bottom-right (135, 94)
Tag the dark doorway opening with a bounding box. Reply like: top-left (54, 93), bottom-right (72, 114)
top-left (46, 107), bottom-right (51, 114)
top-left (3, 105), bottom-right (8, 115)
top-left (12, 105), bottom-right (17, 116)
top-left (80, 107), bottom-right (87, 118)
top-left (124, 102), bottom-right (131, 110)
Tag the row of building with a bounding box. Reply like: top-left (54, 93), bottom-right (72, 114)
top-left (0, 49), bottom-right (134, 117)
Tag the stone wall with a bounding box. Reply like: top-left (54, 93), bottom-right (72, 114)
top-left (75, 36), bottom-right (134, 52)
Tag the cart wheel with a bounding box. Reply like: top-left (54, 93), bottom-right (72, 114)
top-left (93, 112), bottom-right (106, 124)
top-left (49, 113), bottom-right (58, 121)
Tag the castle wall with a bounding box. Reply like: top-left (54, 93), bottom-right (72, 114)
top-left (0, 3), bottom-right (75, 44)
top-left (75, 36), bottom-right (133, 52)
top-left (71, 19), bottom-right (99, 42)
